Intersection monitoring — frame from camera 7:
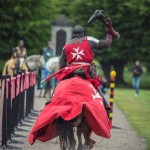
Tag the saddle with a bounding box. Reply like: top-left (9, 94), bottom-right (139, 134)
top-left (66, 63), bottom-right (97, 79)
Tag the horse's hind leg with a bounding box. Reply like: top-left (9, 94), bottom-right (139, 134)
top-left (77, 123), bottom-right (83, 150)
top-left (57, 118), bottom-right (76, 150)
top-left (83, 122), bottom-right (92, 150)
top-left (69, 127), bottom-right (76, 150)
top-left (44, 89), bottom-right (46, 97)
top-left (38, 89), bottom-right (42, 97)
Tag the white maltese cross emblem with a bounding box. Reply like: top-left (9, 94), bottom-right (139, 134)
top-left (71, 47), bottom-right (85, 60)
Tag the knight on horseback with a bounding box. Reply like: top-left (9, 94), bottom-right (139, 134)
top-left (58, 10), bottom-right (119, 114)
top-left (2, 43), bottom-right (28, 76)
top-left (40, 41), bottom-right (55, 97)
top-left (28, 10), bottom-right (120, 150)
top-left (15, 40), bottom-right (27, 58)
top-left (15, 40), bottom-right (28, 72)
top-left (59, 11), bottom-right (119, 82)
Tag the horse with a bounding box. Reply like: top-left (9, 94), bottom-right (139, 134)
top-left (39, 56), bottom-right (59, 98)
top-left (26, 55), bottom-right (45, 70)
top-left (45, 56), bottom-right (59, 73)
top-left (2, 58), bottom-right (17, 76)
top-left (2, 56), bottom-right (28, 77)
top-left (57, 111), bottom-right (92, 150)
top-left (26, 55), bottom-right (59, 97)
top-left (28, 76), bottom-right (111, 150)
top-left (26, 55), bottom-right (59, 73)
top-left (17, 56), bottom-right (28, 73)
top-left (26, 54), bottom-right (45, 93)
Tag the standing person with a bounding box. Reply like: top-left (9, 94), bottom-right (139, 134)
top-left (40, 41), bottom-right (55, 96)
top-left (43, 41), bottom-right (55, 62)
top-left (133, 60), bottom-right (143, 96)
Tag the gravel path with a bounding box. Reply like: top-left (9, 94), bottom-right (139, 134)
top-left (6, 90), bottom-right (147, 150)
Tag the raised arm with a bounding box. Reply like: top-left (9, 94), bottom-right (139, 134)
top-left (87, 33), bottom-right (112, 50)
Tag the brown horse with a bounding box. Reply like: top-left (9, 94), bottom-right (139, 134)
top-left (57, 112), bottom-right (92, 150)
top-left (2, 58), bottom-right (16, 76)
top-left (2, 56), bottom-right (28, 77)
top-left (28, 76), bottom-right (111, 150)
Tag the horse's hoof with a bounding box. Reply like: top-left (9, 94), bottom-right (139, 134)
top-left (77, 144), bottom-right (83, 150)
top-left (83, 144), bottom-right (90, 150)
top-left (1, 144), bottom-right (7, 149)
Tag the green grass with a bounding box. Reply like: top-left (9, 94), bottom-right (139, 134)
top-left (115, 88), bottom-right (150, 150)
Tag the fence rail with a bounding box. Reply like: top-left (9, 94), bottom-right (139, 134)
top-left (0, 70), bottom-right (36, 149)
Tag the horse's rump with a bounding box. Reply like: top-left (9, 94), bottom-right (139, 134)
top-left (28, 76), bottom-right (111, 145)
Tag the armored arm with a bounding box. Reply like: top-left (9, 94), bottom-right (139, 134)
top-left (87, 34), bottom-right (112, 50)
top-left (88, 9), bottom-right (120, 39)
top-left (104, 17), bottom-right (120, 39)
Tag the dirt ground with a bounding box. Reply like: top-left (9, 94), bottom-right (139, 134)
top-left (5, 90), bottom-right (147, 150)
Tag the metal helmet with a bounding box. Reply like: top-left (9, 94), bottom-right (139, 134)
top-left (72, 25), bottom-right (84, 38)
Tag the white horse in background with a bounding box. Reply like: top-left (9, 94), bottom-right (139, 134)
top-left (40, 56), bottom-right (59, 98)
top-left (26, 55), bottom-right (45, 70)
top-left (26, 55), bottom-right (59, 97)
top-left (45, 56), bottom-right (59, 73)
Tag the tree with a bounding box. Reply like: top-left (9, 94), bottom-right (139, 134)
top-left (101, 0), bottom-right (150, 83)
top-left (0, 0), bottom-right (149, 83)
top-left (68, 0), bottom-right (150, 84)
top-left (0, 0), bottom-right (55, 59)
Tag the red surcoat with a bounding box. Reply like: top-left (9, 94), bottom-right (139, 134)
top-left (64, 37), bottom-right (93, 63)
top-left (56, 37), bottom-right (101, 88)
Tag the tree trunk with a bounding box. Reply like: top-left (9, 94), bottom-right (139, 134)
top-left (112, 59), bottom-right (127, 84)
top-left (100, 59), bottom-right (127, 85)
top-left (100, 61), bottom-right (111, 83)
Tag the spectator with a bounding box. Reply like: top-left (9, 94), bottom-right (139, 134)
top-left (133, 60), bottom-right (143, 96)
top-left (40, 41), bottom-right (55, 92)
top-left (43, 41), bottom-right (55, 62)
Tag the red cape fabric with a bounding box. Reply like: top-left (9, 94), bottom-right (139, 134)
top-left (11, 77), bottom-right (16, 100)
top-left (16, 74), bottom-right (21, 96)
top-left (24, 72), bottom-right (29, 90)
top-left (28, 76), bottom-right (111, 145)
top-left (43, 64), bottom-right (101, 89)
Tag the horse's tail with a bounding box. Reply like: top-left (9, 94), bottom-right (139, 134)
top-left (57, 117), bottom-right (76, 150)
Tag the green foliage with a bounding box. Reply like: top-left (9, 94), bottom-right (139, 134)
top-left (102, 0), bottom-right (149, 63)
top-left (0, 0), bottom-right (149, 72)
top-left (69, 0), bottom-right (150, 64)
top-left (0, 60), bottom-right (6, 75)
top-left (0, 0), bottom-right (56, 58)
top-left (115, 89), bottom-right (150, 149)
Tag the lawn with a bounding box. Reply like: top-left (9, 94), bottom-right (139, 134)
top-left (115, 88), bottom-right (150, 150)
